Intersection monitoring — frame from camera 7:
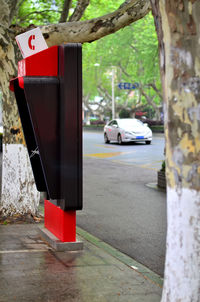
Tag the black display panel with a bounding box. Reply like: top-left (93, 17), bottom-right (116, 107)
top-left (13, 79), bottom-right (47, 193)
top-left (59, 44), bottom-right (82, 211)
top-left (12, 44), bottom-right (82, 211)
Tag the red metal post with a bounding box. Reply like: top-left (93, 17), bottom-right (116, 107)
top-left (44, 200), bottom-right (76, 242)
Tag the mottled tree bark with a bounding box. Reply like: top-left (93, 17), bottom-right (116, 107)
top-left (152, 0), bottom-right (200, 301)
top-left (0, 42), bottom-right (40, 215)
top-left (42, 0), bottom-right (151, 46)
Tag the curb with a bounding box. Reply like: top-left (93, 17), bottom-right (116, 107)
top-left (76, 227), bottom-right (163, 288)
top-left (146, 182), bottom-right (166, 192)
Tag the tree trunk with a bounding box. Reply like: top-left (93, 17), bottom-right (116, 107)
top-left (0, 36), bottom-right (39, 216)
top-left (154, 1), bottom-right (200, 301)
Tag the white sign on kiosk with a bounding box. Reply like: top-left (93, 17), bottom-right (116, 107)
top-left (16, 27), bottom-right (48, 58)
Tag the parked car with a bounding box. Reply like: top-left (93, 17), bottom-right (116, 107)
top-left (104, 118), bottom-right (152, 145)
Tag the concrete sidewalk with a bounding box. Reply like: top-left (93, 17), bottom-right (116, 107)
top-left (0, 223), bottom-right (162, 302)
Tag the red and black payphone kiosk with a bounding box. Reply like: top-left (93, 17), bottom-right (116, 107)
top-left (10, 44), bottom-right (82, 242)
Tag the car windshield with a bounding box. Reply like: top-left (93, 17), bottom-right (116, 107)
top-left (118, 119), bottom-right (143, 129)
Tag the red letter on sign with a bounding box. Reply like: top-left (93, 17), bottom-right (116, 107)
top-left (28, 35), bottom-right (35, 50)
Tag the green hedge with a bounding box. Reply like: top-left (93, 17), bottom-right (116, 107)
top-left (83, 125), bottom-right (104, 131)
top-left (149, 125), bottom-right (164, 133)
top-left (83, 125), bottom-right (164, 133)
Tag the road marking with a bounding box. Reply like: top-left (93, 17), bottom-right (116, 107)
top-left (0, 249), bottom-right (50, 254)
top-left (111, 159), bottom-right (158, 171)
top-left (95, 144), bottom-right (117, 149)
top-left (140, 163), bottom-right (161, 170)
top-left (84, 152), bottom-right (125, 159)
top-left (84, 150), bottom-right (163, 171)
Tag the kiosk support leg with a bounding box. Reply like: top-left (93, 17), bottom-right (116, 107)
top-left (44, 200), bottom-right (76, 242)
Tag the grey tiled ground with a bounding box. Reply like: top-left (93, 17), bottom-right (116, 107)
top-left (0, 224), bottom-right (162, 302)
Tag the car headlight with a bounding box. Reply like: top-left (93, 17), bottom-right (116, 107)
top-left (125, 131), bottom-right (133, 135)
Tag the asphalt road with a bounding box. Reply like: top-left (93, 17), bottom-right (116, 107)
top-left (77, 131), bottom-right (167, 277)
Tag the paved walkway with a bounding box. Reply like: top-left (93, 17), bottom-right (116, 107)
top-left (0, 223), bottom-right (162, 302)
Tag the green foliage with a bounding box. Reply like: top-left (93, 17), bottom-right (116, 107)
top-left (14, 0), bottom-right (63, 26)
top-left (160, 160), bottom-right (166, 172)
top-left (82, 0), bottom-right (123, 20)
top-left (149, 125), bottom-right (164, 133)
top-left (119, 109), bottom-right (130, 118)
top-left (14, 0), bottom-right (123, 26)
top-left (83, 12), bottom-right (161, 114)
top-left (12, 1), bottom-right (161, 117)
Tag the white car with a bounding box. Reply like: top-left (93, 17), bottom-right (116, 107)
top-left (104, 118), bottom-right (152, 145)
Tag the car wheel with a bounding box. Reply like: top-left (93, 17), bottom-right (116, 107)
top-left (104, 133), bottom-right (110, 144)
top-left (146, 141), bottom-right (151, 145)
top-left (118, 134), bottom-right (123, 145)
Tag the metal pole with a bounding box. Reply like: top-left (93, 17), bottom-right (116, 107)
top-left (112, 66), bottom-right (115, 119)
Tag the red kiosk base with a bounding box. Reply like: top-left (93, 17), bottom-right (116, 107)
top-left (38, 200), bottom-right (83, 251)
top-left (44, 200), bottom-right (76, 242)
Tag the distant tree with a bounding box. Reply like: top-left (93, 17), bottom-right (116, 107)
top-left (119, 108), bottom-right (130, 118)
top-left (83, 12), bottom-right (162, 119)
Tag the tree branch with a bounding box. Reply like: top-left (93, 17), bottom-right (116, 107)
top-left (139, 86), bottom-right (161, 119)
top-left (130, 44), bottom-right (138, 53)
top-left (84, 94), bottom-right (111, 116)
top-left (69, 0), bottom-right (90, 22)
top-left (95, 99), bottom-right (112, 112)
top-left (140, 87), bottom-right (154, 106)
top-left (59, 0), bottom-right (72, 23)
top-left (118, 62), bottom-right (131, 77)
top-left (97, 85), bottom-right (112, 102)
top-left (41, 0), bottom-right (151, 46)
top-left (15, 0), bottom-right (26, 22)
top-left (83, 94), bottom-right (93, 115)
top-left (147, 82), bottom-right (162, 99)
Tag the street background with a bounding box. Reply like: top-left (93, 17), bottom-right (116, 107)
top-left (0, 131), bottom-right (166, 277)
top-left (77, 131), bottom-right (166, 276)
top-left (0, 130), bottom-right (165, 301)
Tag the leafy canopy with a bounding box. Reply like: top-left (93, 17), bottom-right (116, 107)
top-left (14, 0), bottom-right (124, 26)
top-left (83, 12), bottom-right (161, 109)
top-left (13, 1), bottom-right (161, 115)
